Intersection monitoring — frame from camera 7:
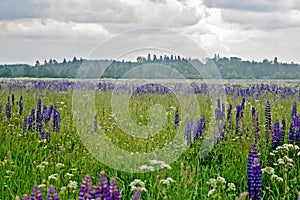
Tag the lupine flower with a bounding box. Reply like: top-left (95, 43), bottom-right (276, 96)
top-left (227, 104), bottom-right (232, 121)
top-left (248, 145), bottom-right (262, 200)
top-left (271, 120), bottom-right (280, 149)
top-left (174, 109), bottom-right (179, 129)
top-left (47, 185), bottom-right (60, 200)
top-left (12, 93), bottom-right (15, 105)
top-left (31, 185), bottom-right (44, 200)
top-left (292, 102), bottom-right (297, 117)
top-left (279, 119), bottom-right (286, 143)
top-left (253, 110), bottom-right (260, 144)
top-left (95, 171), bottom-right (111, 199)
top-left (0, 104), bottom-right (2, 118)
top-left (236, 105), bottom-right (241, 135)
top-left (6, 101), bottom-right (11, 121)
top-left (289, 116), bottom-right (299, 144)
top-left (27, 114), bottom-right (33, 131)
top-left (241, 97), bottom-right (246, 109)
top-left (110, 178), bottom-right (121, 200)
top-left (252, 107), bottom-right (256, 120)
top-left (78, 175), bottom-right (93, 200)
top-left (94, 115), bottom-right (98, 132)
top-left (43, 105), bottom-right (48, 122)
top-left (18, 100), bottom-right (23, 116)
top-left (22, 116), bottom-right (27, 135)
top-left (185, 120), bottom-right (192, 146)
top-left (265, 100), bottom-right (272, 143)
top-left (131, 188), bottom-right (141, 200)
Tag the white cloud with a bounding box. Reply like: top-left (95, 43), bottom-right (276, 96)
top-left (0, 18), bottom-right (109, 39)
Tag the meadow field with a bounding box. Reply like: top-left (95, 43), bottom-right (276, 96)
top-left (0, 79), bottom-right (300, 199)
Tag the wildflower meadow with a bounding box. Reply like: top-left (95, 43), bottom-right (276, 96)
top-left (1, 79), bottom-right (300, 199)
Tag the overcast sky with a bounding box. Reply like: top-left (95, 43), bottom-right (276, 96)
top-left (1, 0), bottom-right (300, 64)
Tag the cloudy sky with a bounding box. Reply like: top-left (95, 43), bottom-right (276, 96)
top-left (1, 0), bottom-right (300, 64)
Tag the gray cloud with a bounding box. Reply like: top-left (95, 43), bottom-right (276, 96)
top-left (202, 0), bottom-right (291, 12)
top-left (221, 9), bottom-right (300, 30)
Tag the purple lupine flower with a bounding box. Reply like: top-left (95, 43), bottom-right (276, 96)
top-left (53, 110), bottom-right (60, 133)
top-left (221, 103), bottom-right (225, 120)
top-left (292, 102), bottom-right (297, 117)
top-left (194, 119), bottom-right (204, 142)
top-left (110, 178), bottom-right (121, 200)
top-left (31, 185), bottom-right (44, 200)
top-left (289, 122), bottom-right (295, 144)
top-left (94, 115), bottom-right (98, 132)
top-left (12, 93), bottom-right (15, 105)
top-left (6, 101), bottom-right (11, 121)
top-left (289, 115), bottom-right (299, 144)
top-left (265, 100), bottom-right (272, 143)
top-left (252, 107), bottom-right (256, 120)
top-left (19, 101), bottom-right (23, 116)
top-left (47, 105), bottom-right (53, 122)
top-left (78, 175), bottom-right (93, 200)
top-left (227, 104), bottom-right (232, 121)
top-left (95, 171), bottom-right (111, 199)
top-left (254, 111), bottom-right (260, 144)
top-left (47, 185), bottom-right (60, 200)
top-left (271, 119), bottom-right (280, 149)
top-left (22, 116), bottom-right (27, 135)
top-left (0, 104), bottom-right (2, 118)
top-left (248, 144), bottom-right (262, 200)
top-left (43, 105), bottom-right (47, 122)
top-left (279, 119), bottom-right (286, 142)
top-left (131, 188), bottom-right (141, 200)
top-left (174, 109), bottom-right (179, 129)
top-left (241, 97), bottom-right (246, 110)
top-left (235, 105), bottom-right (241, 135)
top-left (296, 115), bottom-right (300, 144)
top-left (27, 114), bottom-right (33, 131)
top-left (185, 120), bottom-right (192, 146)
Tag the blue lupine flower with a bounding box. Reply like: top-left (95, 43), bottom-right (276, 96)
top-left (248, 144), bottom-right (262, 200)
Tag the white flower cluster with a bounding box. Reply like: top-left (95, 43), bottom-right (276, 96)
top-left (129, 179), bottom-right (147, 192)
top-left (139, 160), bottom-right (172, 171)
top-left (160, 177), bottom-right (175, 186)
top-left (206, 176), bottom-right (236, 197)
top-left (262, 167), bottom-right (283, 183)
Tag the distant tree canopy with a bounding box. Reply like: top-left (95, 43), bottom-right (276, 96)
top-left (0, 55), bottom-right (299, 79)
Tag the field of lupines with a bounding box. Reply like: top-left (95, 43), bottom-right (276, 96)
top-left (1, 79), bottom-right (300, 200)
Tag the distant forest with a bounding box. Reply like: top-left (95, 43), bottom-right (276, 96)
top-left (1, 54), bottom-right (300, 79)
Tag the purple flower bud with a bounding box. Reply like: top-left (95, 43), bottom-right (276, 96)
top-left (31, 185), bottom-right (44, 200)
top-left (78, 175), bottom-right (93, 200)
top-left (110, 178), bottom-right (121, 200)
top-left (131, 188), bottom-right (141, 200)
top-left (47, 185), bottom-right (60, 200)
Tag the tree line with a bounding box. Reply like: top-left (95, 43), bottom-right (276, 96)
top-left (0, 54), bottom-right (299, 79)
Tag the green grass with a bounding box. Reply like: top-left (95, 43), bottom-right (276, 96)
top-left (0, 81), bottom-right (299, 199)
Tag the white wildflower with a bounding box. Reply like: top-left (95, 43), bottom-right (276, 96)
top-left (227, 183), bottom-right (236, 191)
top-left (208, 189), bottom-right (215, 196)
top-left (67, 180), bottom-right (77, 189)
top-left (262, 167), bottom-right (275, 175)
top-left (48, 174), bottom-right (58, 181)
